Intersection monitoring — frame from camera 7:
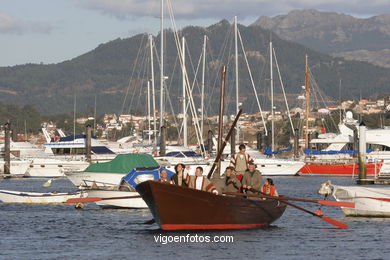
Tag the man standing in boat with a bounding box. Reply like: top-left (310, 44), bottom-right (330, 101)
top-left (186, 167), bottom-right (218, 194)
top-left (159, 169), bottom-right (173, 184)
top-left (242, 163), bottom-right (262, 194)
top-left (230, 144), bottom-right (253, 181)
top-left (171, 163), bottom-right (187, 187)
top-left (222, 166), bottom-right (242, 193)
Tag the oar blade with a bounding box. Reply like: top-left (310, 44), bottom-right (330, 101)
top-left (66, 197), bottom-right (102, 204)
top-left (318, 200), bottom-right (355, 208)
top-left (321, 216), bottom-right (348, 229)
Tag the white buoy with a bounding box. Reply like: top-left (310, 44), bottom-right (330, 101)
top-left (42, 179), bottom-right (53, 188)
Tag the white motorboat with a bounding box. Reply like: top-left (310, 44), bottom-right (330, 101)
top-left (0, 189), bottom-right (84, 204)
top-left (219, 148), bottom-right (305, 176)
top-left (319, 181), bottom-right (390, 217)
top-left (25, 158), bottom-right (89, 178)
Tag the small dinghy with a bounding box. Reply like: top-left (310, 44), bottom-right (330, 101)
top-left (0, 189), bottom-right (84, 204)
top-left (319, 181), bottom-right (390, 217)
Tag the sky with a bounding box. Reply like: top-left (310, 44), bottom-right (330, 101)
top-left (0, 0), bottom-right (389, 67)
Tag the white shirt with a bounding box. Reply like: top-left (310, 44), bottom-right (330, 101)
top-left (195, 176), bottom-right (203, 190)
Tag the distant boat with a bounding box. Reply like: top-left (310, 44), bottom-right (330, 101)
top-left (0, 189), bottom-right (83, 204)
top-left (136, 180), bottom-right (286, 230)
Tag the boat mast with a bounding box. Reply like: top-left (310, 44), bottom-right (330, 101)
top-left (270, 41), bottom-right (275, 153)
top-left (159, 0), bottom-right (164, 131)
top-left (149, 35), bottom-right (157, 145)
top-left (201, 35), bottom-right (206, 139)
top-left (305, 54), bottom-right (310, 149)
top-left (234, 16), bottom-right (239, 143)
top-left (147, 81), bottom-right (151, 144)
top-left (182, 36), bottom-right (187, 147)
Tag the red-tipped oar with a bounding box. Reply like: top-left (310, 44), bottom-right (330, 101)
top-left (225, 191), bottom-right (355, 208)
top-left (66, 195), bottom-right (141, 204)
top-left (280, 199), bottom-right (348, 229)
top-left (234, 189), bottom-right (349, 229)
top-left (276, 194), bottom-right (354, 208)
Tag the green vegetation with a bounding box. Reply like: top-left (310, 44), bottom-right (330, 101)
top-left (0, 21), bottom-right (388, 116)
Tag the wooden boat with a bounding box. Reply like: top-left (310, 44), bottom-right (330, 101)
top-left (319, 181), bottom-right (390, 217)
top-left (0, 189), bottom-right (83, 204)
top-left (136, 180), bottom-right (286, 230)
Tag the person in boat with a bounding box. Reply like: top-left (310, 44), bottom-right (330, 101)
top-left (170, 163), bottom-right (188, 187)
top-left (242, 163), bottom-right (262, 194)
top-left (229, 144), bottom-right (254, 181)
top-left (186, 166), bottom-right (218, 194)
top-left (158, 169), bottom-right (173, 184)
top-left (222, 166), bottom-right (242, 193)
top-left (262, 178), bottom-right (278, 197)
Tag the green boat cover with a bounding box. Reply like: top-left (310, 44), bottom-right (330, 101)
top-left (84, 154), bottom-right (159, 173)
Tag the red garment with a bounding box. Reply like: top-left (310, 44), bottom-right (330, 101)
top-left (262, 185), bottom-right (276, 196)
top-left (235, 174), bottom-right (243, 182)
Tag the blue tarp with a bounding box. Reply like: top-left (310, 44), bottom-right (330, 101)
top-left (304, 148), bottom-right (374, 155)
top-left (122, 167), bottom-right (175, 188)
top-left (91, 146), bottom-right (115, 154)
top-left (264, 146), bottom-right (293, 156)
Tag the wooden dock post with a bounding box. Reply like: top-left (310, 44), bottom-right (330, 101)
top-left (159, 126), bottom-right (166, 156)
top-left (357, 122), bottom-right (372, 184)
top-left (4, 122), bottom-right (11, 175)
top-left (294, 129), bottom-right (299, 159)
top-left (85, 124), bottom-right (92, 163)
top-left (256, 132), bottom-right (262, 151)
top-left (207, 130), bottom-right (213, 156)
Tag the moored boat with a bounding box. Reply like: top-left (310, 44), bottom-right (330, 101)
top-left (84, 190), bottom-right (146, 208)
top-left (136, 180), bottom-right (286, 230)
top-left (82, 167), bottom-right (174, 209)
top-left (0, 189), bottom-right (83, 204)
top-left (319, 181), bottom-right (390, 217)
top-left (299, 160), bottom-right (383, 176)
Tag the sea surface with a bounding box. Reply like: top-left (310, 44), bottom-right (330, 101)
top-left (0, 176), bottom-right (389, 260)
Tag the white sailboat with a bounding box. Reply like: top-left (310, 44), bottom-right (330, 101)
top-left (229, 20), bottom-right (304, 176)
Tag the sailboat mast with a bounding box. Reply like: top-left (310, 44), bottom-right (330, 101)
top-left (159, 0), bottom-right (164, 130)
top-left (270, 41), bottom-right (275, 153)
top-left (149, 35), bottom-right (157, 145)
top-left (147, 81), bottom-right (151, 144)
top-left (182, 36), bottom-right (187, 147)
top-left (234, 16), bottom-right (239, 143)
top-left (201, 35), bottom-right (206, 139)
top-left (305, 54), bottom-right (310, 149)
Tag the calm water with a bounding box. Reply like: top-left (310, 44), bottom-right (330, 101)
top-left (1, 177), bottom-right (389, 260)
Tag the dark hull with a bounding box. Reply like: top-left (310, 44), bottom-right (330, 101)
top-left (136, 180), bottom-right (287, 230)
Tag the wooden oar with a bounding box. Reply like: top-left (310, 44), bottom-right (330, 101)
top-left (224, 192), bottom-right (355, 208)
top-left (232, 189), bottom-right (348, 229)
top-left (66, 195), bottom-right (141, 204)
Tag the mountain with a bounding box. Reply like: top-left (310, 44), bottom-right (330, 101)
top-left (252, 9), bottom-right (390, 68)
top-left (0, 20), bottom-right (390, 115)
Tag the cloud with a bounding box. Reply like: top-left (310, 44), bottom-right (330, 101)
top-left (80, 0), bottom-right (390, 20)
top-left (0, 13), bottom-right (53, 34)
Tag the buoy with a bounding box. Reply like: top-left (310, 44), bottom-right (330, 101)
top-left (314, 209), bottom-right (324, 216)
top-left (42, 179), bottom-right (53, 188)
top-left (75, 203), bottom-right (84, 209)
